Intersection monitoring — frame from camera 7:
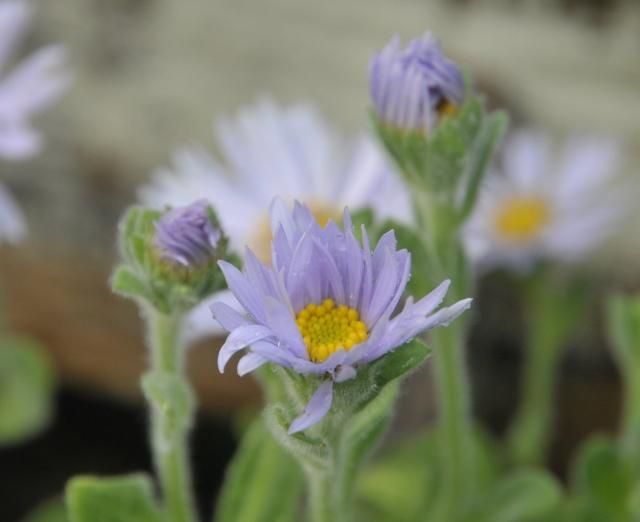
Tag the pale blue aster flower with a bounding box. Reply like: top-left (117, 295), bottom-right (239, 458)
top-left (463, 130), bottom-right (628, 272)
top-left (0, 1), bottom-right (70, 160)
top-left (212, 199), bottom-right (471, 434)
top-left (140, 98), bottom-right (412, 343)
top-left (155, 200), bottom-right (222, 267)
top-left (369, 32), bottom-right (464, 133)
top-left (0, 1), bottom-right (69, 244)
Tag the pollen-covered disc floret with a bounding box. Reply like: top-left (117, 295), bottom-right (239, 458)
top-left (212, 199), bottom-right (472, 434)
top-left (296, 299), bottom-right (368, 362)
top-left (494, 197), bottom-right (549, 242)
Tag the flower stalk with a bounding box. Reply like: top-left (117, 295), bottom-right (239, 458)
top-left (145, 308), bottom-right (197, 522)
top-left (507, 272), bottom-right (585, 466)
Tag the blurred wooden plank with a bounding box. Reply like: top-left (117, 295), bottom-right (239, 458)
top-left (1, 247), bottom-right (261, 413)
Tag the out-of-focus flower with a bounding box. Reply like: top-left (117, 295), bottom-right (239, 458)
top-left (463, 130), bottom-right (626, 271)
top-left (139, 98), bottom-right (412, 259)
top-left (369, 32), bottom-right (464, 134)
top-left (0, 1), bottom-right (70, 160)
top-left (139, 98), bottom-right (412, 341)
top-left (155, 200), bottom-right (222, 268)
top-left (0, 1), bottom-right (69, 245)
top-left (213, 199), bottom-right (471, 433)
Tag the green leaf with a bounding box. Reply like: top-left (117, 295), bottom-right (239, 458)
top-left (23, 497), bottom-right (68, 522)
top-left (110, 266), bottom-right (150, 301)
top-left (369, 338), bottom-right (431, 389)
top-left (457, 109), bottom-right (508, 220)
top-left (66, 474), bottom-right (165, 522)
top-left (214, 419), bottom-right (303, 522)
top-left (607, 294), bottom-right (640, 365)
top-left (357, 428), bottom-right (499, 522)
top-left (468, 469), bottom-right (562, 522)
top-left (0, 336), bottom-right (55, 445)
top-left (572, 437), bottom-right (632, 518)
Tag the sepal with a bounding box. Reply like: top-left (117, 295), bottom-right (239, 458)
top-left (372, 91), bottom-right (507, 225)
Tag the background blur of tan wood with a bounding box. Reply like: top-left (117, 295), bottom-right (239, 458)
top-left (2, 0), bottom-right (639, 416)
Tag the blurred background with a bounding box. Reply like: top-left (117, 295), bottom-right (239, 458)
top-left (0, 0), bottom-right (639, 520)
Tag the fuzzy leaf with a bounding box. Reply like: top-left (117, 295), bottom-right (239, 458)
top-left (214, 419), bottom-right (303, 522)
top-left (369, 338), bottom-right (431, 389)
top-left (468, 469), bottom-right (562, 522)
top-left (0, 337), bottom-right (55, 445)
top-left (110, 266), bottom-right (150, 301)
top-left (66, 474), bottom-right (164, 522)
top-left (572, 437), bottom-right (632, 518)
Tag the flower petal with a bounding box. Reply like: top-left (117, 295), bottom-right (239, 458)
top-left (237, 352), bottom-right (268, 376)
top-left (210, 298), bottom-right (250, 331)
top-left (218, 324), bottom-right (273, 372)
top-left (218, 260), bottom-right (266, 323)
top-left (333, 365), bottom-right (357, 383)
top-left (288, 380), bottom-right (334, 434)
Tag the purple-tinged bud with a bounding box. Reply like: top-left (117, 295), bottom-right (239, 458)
top-left (154, 200), bottom-right (221, 267)
top-left (369, 32), bottom-right (464, 133)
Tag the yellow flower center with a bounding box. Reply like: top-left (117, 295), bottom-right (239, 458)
top-left (494, 197), bottom-right (549, 241)
top-left (436, 99), bottom-right (458, 120)
top-left (295, 298), bottom-right (369, 363)
top-left (250, 201), bottom-right (339, 262)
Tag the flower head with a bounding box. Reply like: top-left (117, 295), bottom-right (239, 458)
top-left (0, 1), bottom-right (69, 245)
top-left (0, 1), bottom-right (70, 160)
top-left (139, 98), bottom-right (411, 341)
top-left (155, 200), bottom-right (222, 267)
top-left (213, 199), bottom-right (471, 433)
top-left (369, 32), bottom-right (464, 133)
top-left (463, 130), bottom-right (627, 271)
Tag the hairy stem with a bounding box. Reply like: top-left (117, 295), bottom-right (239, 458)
top-left (148, 310), bottom-right (198, 522)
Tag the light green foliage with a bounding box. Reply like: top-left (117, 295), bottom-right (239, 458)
top-left (66, 474), bottom-right (165, 522)
top-left (566, 437), bottom-right (640, 522)
top-left (608, 294), bottom-right (640, 365)
top-left (112, 206), bottom-right (229, 313)
top-left (214, 419), bottom-right (303, 522)
top-left (0, 336), bottom-right (55, 445)
top-left (465, 469), bottom-right (562, 522)
top-left (358, 429), bottom-right (562, 522)
top-left (23, 497), bottom-right (68, 522)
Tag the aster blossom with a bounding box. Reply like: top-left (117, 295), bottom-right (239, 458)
top-left (0, 0), bottom-right (69, 244)
top-left (463, 130), bottom-right (626, 271)
top-left (0, 1), bottom-right (69, 160)
top-left (139, 98), bottom-right (411, 341)
top-left (213, 199), bottom-right (471, 434)
top-left (155, 199), bottom-right (222, 267)
top-left (369, 31), bottom-right (464, 133)
top-left (139, 97), bottom-right (412, 258)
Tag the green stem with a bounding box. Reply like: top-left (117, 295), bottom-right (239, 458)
top-left (306, 467), bottom-right (346, 522)
top-left (148, 310), bottom-right (198, 522)
top-left (431, 324), bottom-right (472, 520)
top-left (507, 274), bottom-right (582, 467)
top-left (414, 189), bottom-right (473, 520)
top-left (620, 361), bottom-right (640, 464)
top-left (506, 321), bottom-right (562, 466)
